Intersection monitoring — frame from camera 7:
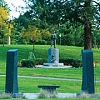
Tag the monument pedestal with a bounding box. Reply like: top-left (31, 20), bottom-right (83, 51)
top-left (43, 48), bottom-right (64, 67)
top-left (48, 48), bottom-right (59, 63)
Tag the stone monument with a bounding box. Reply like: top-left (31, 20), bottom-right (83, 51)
top-left (44, 31), bottom-right (63, 66)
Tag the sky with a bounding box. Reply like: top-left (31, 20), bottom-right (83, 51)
top-left (5, 0), bottom-right (26, 18)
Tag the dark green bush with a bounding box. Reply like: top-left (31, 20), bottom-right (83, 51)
top-left (36, 58), bottom-right (47, 65)
top-left (20, 58), bottom-right (47, 68)
top-left (20, 58), bottom-right (81, 68)
top-left (71, 59), bottom-right (82, 68)
top-left (59, 58), bottom-right (82, 68)
top-left (20, 59), bottom-right (35, 68)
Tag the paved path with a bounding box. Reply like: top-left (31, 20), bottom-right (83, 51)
top-left (36, 65), bottom-right (72, 68)
top-left (23, 93), bottom-right (77, 99)
top-left (0, 74), bottom-right (81, 81)
top-left (0, 75), bottom-right (100, 82)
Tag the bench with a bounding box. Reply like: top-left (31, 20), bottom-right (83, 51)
top-left (38, 85), bottom-right (60, 94)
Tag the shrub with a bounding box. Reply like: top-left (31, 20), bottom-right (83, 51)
top-left (20, 59), bottom-right (35, 68)
top-left (35, 58), bottom-right (47, 65)
top-left (20, 58), bottom-right (47, 68)
top-left (20, 58), bottom-right (81, 68)
top-left (59, 58), bottom-right (82, 68)
top-left (72, 59), bottom-right (82, 68)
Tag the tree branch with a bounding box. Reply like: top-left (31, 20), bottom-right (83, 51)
top-left (93, 1), bottom-right (100, 6)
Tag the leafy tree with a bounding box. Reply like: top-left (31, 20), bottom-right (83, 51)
top-left (23, 0), bottom-right (100, 49)
top-left (39, 29), bottom-right (51, 45)
top-left (0, 6), bottom-right (9, 46)
top-left (0, 0), bottom-right (14, 46)
top-left (92, 24), bottom-right (100, 48)
top-left (58, 21), bottom-right (84, 46)
top-left (20, 25), bottom-right (41, 51)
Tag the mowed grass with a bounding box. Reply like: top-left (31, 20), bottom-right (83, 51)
top-left (1, 45), bottom-right (100, 100)
top-left (0, 44), bottom-right (100, 68)
top-left (0, 45), bottom-right (100, 78)
top-left (0, 76), bottom-right (100, 93)
top-left (0, 44), bottom-right (100, 63)
top-left (0, 44), bottom-right (83, 75)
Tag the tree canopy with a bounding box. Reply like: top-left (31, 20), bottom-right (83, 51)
top-left (22, 0), bottom-right (99, 49)
top-left (0, 0), bottom-right (9, 46)
top-left (2, 0), bottom-right (99, 48)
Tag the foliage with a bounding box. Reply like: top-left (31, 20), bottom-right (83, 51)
top-left (20, 25), bottom-right (41, 44)
top-left (0, 0), bottom-right (13, 45)
top-left (22, 0), bottom-right (100, 49)
top-left (20, 58), bottom-right (47, 68)
top-left (35, 58), bottom-right (47, 65)
top-left (11, 0), bottom-right (86, 46)
top-left (60, 21), bottom-right (84, 46)
top-left (20, 59), bottom-right (35, 68)
top-left (59, 58), bottom-right (82, 68)
top-left (92, 25), bottom-right (100, 48)
top-left (20, 51), bottom-right (36, 68)
top-left (39, 29), bottom-right (51, 44)
top-left (0, 6), bottom-right (9, 45)
top-left (14, 17), bottom-right (84, 46)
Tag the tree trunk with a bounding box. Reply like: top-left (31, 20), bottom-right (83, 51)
top-left (84, 23), bottom-right (92, 50)
top-left (8, 36), bottom-right (11, 45)
top-left (32, 41), bottom-right (35, 51)
top-left (2, 35), bottom-right (4, 47)
top-left (84, 0), bottom-right (92, 50)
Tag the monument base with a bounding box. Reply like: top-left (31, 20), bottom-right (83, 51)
top-left (43, 63), bottom-right (64, 67)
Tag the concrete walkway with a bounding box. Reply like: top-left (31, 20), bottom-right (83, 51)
top-left (36, 65), bottom-right (72, 68)
top-left (1, 75), bottom-right (100, 82)
top-left (23, 93), bottom-right (76, 99)
top-left (0, 74), bottom-right (81, 81)
top-left (23, 92), bottom-right (100, 99)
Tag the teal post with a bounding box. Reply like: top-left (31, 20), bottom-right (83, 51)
top-left (5, 49), bottom-right (18, 94)
top-left (81, 50), bottom-right (95, 93)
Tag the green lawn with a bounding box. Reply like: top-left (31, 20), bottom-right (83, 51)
top-left (0, 45), bottom-right (100, 100)
top-left (0, 44), bottom-right (100, 72)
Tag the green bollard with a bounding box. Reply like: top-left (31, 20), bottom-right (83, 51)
top-left (81, 50), bottom-right (95, 93)
top-left (5, 49), bottom-right (18, 94)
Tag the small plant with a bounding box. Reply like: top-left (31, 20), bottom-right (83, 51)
top-left (0, 93), bottom-right (11, 99)
top-left (20, 51), bottom-right (36, 68)
top-left (39, 90), bottom-right (57, 98)
top-left (28, 52), bottom-right (35, 60)
top-left (79, 92), bottom-right (90, 98)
